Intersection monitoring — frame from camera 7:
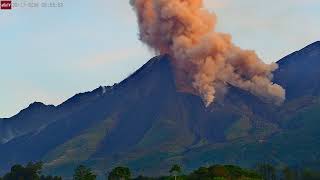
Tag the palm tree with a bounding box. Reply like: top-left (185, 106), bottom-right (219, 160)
top-left (73, 165), bottom-right (96, 180)
top-left (170, 164), bottom-right (182, 180)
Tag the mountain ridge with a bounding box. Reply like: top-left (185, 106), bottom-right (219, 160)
top-left (277, 41), bottom-right (320, 67)
top-left (3, 41), bottom-right (319, 121)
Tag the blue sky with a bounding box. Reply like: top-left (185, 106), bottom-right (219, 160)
top-left (0, 0), bottom-right (319, 118)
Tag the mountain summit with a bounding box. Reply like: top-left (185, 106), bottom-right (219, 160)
top-left (1, 42), bottom-right (320, 177)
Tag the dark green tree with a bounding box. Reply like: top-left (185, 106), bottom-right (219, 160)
top-left (3, 162), bottom-right (43, 180)
top-left (169, 164), bottom-right (181, 180)
top-left (131, 175), bottom-right (156, 180)
top-left (1, 162), bottom-right (62, 180)
top-left (40, 175), bottom-right (63, 180)
top-left (73, 165), bottom-right (96, 180)
top-left (255, 163), bottom-right (276, 180)
top-left (209, 165), bottom-right (228, 178)
top-left (108, 166), bottom-right (131, 180)
top-left (188, 166), bottom-right (210, 180)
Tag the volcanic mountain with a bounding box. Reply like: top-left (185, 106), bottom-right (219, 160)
top-left (0, 42), bottom-right (320, 178)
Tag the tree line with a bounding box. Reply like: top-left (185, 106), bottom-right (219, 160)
top-left (0, 162), bottom-right (320, 180)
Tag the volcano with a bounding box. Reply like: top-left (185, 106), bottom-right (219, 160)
top-left (0, 42), bottom-right (320, 177)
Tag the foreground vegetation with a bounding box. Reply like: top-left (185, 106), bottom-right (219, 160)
top-left (1, 162), bottom-right (320, 180)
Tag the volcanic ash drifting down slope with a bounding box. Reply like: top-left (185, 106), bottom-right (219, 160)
top-left (130, 0), bottom-right (285, 106)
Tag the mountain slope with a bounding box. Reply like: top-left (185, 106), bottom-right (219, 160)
top-left (0, 102), bottom-right (56, 144)
top-left (274, 41), bottom-right (320, 99)
top-left (1, 42), bottom-right (320, 178)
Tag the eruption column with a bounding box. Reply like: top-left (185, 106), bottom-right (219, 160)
top-left (130, 0), bottom-right (285, 106)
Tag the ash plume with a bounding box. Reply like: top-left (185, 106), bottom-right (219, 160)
top-left (130, 0), bottom-right (285, 106)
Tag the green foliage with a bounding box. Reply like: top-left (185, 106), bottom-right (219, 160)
top-left (188, 166), bottom-right (210, 180)
top-left (1, 162), bottom-right (61, 180)
top-left (2, 162), bottom-right (320, 180)
top-left (132, 176), bottom-right (157, 180)
top-left (170, 164), bottom-right (181, 174)
top-left (40, 175), bottom-right (62, 180)
top-left (188, 165), bottom-right (261, 180)
top-left (73, 165), bottom-right (96, 180)
top-left (108, 166), bottom-right (131, 180)
top-left (255, 163), bottom-right (276, 180)
top-left (170, 164), bottom-right (182, 176)
top-left (109, 164), bottom-right (262, 180)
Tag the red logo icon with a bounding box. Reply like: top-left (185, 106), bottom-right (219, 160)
top-left (1, 1), bottom-right (12, 10)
